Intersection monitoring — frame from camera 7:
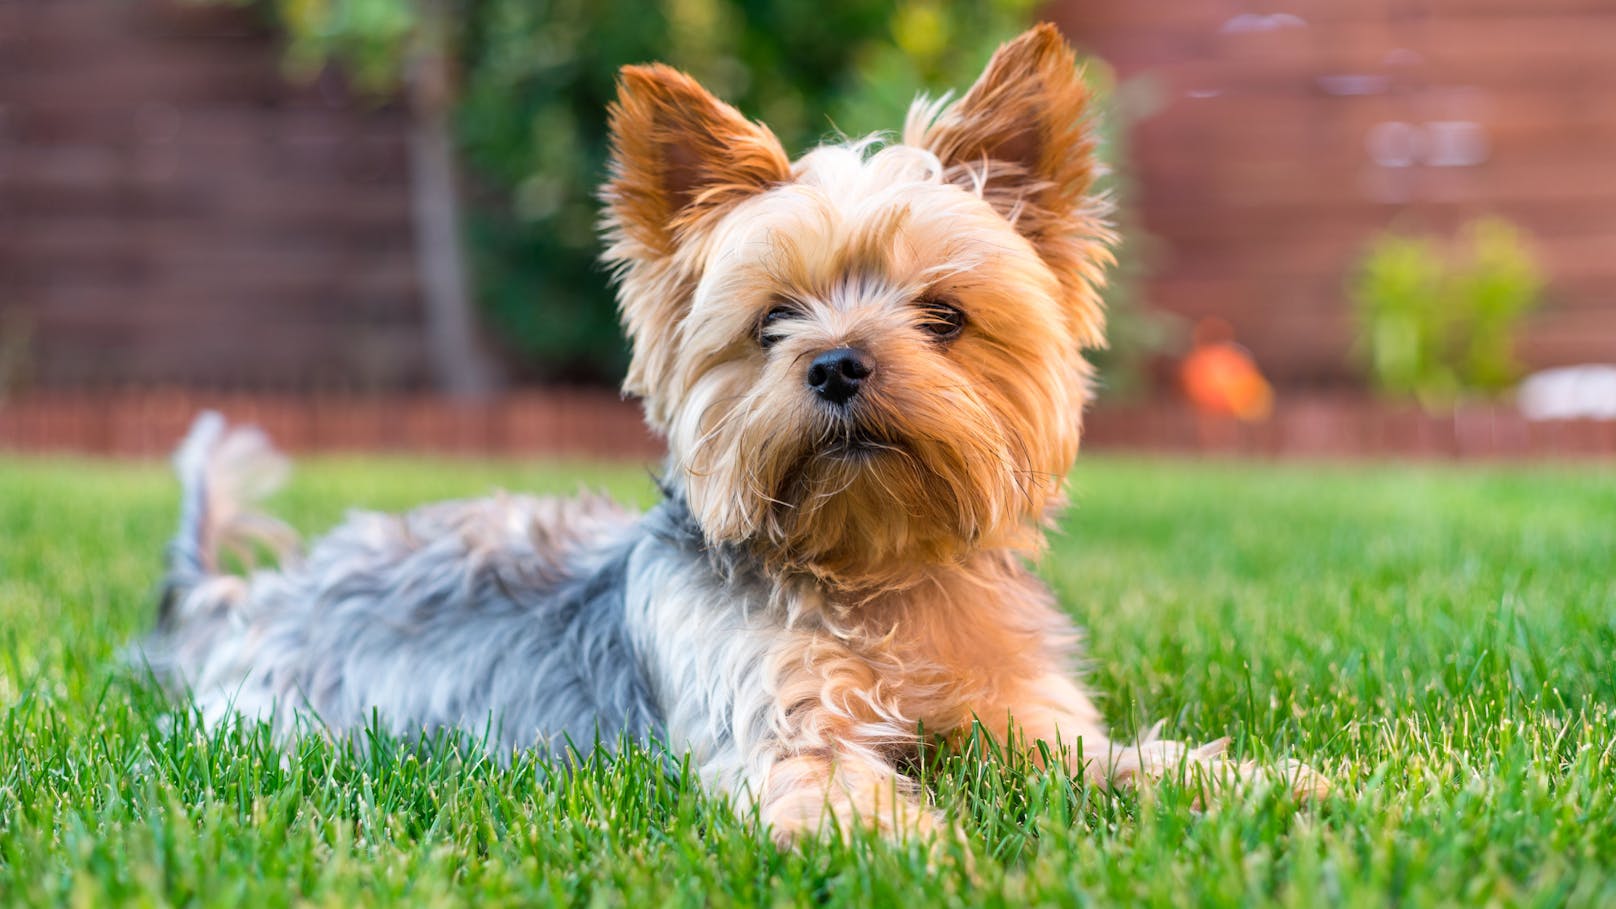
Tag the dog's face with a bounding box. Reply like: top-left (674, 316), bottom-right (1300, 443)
top-left (602, 25), bottom-right (1111, 589)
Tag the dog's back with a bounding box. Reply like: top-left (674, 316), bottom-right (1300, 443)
top-left (140, 413), bottom-right (662, 758)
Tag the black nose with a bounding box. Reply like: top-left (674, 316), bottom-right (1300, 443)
top-left (806, 347), bottom-right (874, 405)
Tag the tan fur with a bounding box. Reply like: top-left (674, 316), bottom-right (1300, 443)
top-left (600, 25), bottom-right (1327, 843)
top-left (602, 63), bottom-right (794, 416)
top-left (905, 23), bottom-right (1115, 345)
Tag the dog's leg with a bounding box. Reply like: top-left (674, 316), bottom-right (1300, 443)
top-left (749, 641), bottom-right (951, 846)
top-left (634, 575), bottom-right (954, 845)
top-left (942, 578), bottom-right (1328, 800)
top-left (977, 671), bottom-right (1330, 800)
top-left (757, 749), bottom-right (944, 846)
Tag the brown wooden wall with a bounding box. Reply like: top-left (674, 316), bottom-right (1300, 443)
top-left (6, 1), bottom-right (1611, 393)
top-left (1052, 0), bottom-right (1616, 386)
top-left (0, 0), bottom-right (429, 390)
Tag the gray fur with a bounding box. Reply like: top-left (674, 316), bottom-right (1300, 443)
top-left (164, 410), bottom-right (224, 591)
top-left (141, 415), bottom-right (670, 760)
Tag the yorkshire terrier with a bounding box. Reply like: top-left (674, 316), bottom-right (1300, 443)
top-left (140, 25), bottom-right (1325, 845)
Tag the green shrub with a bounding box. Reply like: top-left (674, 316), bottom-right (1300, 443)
top-left (1352, 217), bottom-right (1545, 407)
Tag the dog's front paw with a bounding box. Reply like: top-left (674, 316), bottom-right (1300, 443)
top-left (1106, 732), bottom-right (1330, 803)
top-left (765, 795), bottom-right (956, 850)
top-left (1261, 756), bottom-right (1333, 800)
top-left (761, 768), bottom-right (956, 849)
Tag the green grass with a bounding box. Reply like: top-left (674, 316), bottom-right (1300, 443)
top-left (2, 455), bottom-right (1614, 906)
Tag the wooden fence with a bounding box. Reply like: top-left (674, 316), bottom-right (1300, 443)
top-left (9, 0), bottom-right (1614, 396)
top-left (0, 0), bottom-right (427, 390)
top-left (1, 391), bottom-right (1611, 461)
top-left (0, 391), bottom-right (661, 459)
top-left (1053, 0), bottom-right (1616, 385)
top-left (1084, 397), bottom-right (1616, 460)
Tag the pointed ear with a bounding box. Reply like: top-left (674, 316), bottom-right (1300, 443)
top-left (603, 64), bottom-right (792, 257)
top-left (907, 25), bottom-right (1108, 280)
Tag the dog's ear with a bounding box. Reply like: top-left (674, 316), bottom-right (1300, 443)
top-left (603, 65), bottom-right (792, 256)
top-left (908, 24), bottom-right (1109, 333)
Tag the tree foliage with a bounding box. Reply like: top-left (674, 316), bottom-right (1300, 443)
top-left (225, 0), bottom-right (1160, 386)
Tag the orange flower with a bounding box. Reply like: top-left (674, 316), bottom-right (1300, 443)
top-left (1180, 319), bottom-right (1274, 421)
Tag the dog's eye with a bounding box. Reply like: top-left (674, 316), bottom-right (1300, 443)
top-left (757, 302), bottom-right (801, 349)
top-left (916, 297), bottom-right (966, 340)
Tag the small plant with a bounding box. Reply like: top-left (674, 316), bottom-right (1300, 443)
top-left (1352, 217), bottom-right (1545, 407)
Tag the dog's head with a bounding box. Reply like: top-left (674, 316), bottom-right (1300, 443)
top-left (601, 25), bottom-right (1112, 590)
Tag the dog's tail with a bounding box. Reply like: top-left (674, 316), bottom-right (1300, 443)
top-left (159, 411), bottom-right (298, 627)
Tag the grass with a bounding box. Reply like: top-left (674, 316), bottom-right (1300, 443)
top-left (2, 453), bottom-right (1614, 906)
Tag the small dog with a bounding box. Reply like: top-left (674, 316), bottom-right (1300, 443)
top-left (141, 25), bottom-right (1324, 844)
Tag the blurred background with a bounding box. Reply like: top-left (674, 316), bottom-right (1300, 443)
top-left (2, 0), bottom-right (1613, 459)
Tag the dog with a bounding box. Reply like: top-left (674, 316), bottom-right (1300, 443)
top-left (139, 24), bottom-right (1325, 845)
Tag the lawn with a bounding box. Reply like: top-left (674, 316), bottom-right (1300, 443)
top-left (1, 454), bottom-right (1613, 906)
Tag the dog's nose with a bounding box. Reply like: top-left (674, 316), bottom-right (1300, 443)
top-left (806, 347), bottom-right (874, 406)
